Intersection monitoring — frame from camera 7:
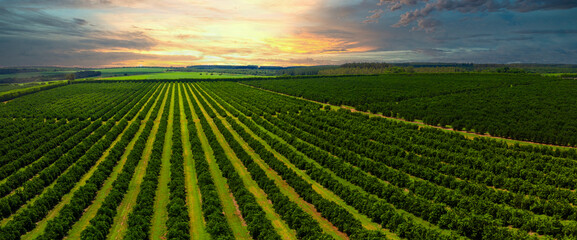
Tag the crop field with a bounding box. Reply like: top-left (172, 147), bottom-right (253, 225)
top-left (0, 84), bottom-right (36, 93)
top-left (243, 74), bottom-right (577, 146)
top-left (103, 72), bottom-right (260, 80)
top-left (0, 79), bottom-right (576, 240)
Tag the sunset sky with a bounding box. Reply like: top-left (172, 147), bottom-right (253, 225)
top-left (1, 0), bottom-right (576, 67)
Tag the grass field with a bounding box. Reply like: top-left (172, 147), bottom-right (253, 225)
top-left (96, 67), bottom-right (167, 77)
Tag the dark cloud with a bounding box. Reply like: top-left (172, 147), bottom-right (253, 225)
top-left (372, 0), bottom-right (577, 31)
top-left (414, 18), bottom-right (442, 32)
top-left (0, 0), bottom-right (113, 8)
top-left (0, 8), bottom-right (90, 36)
top-left (515, 29), bottom-right (577, 34)
top-left (0, 36), bottom-right (170, 67)
top-left (0, 7), bottom-right (157, 66)
top-left (414, 48), bottom-right (449, 56)
top-left (379, 0), bottom-right (421, 11)
top-left (0, 8), bottom-right (155, 47)
top-left (363, 9), bottom-right (384, 23)
top-left (513, 0), bottom-right (577, 12)
top-left (73, 18), bottom-right (88, 25)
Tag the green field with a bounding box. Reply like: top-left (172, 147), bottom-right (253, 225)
top-left (95, 67), bottom-right (168, 77)
top-left (103, 71), bottom-right (261, 80)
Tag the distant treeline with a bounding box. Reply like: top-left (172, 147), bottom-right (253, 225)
top-left (0, 69), bottom-right (42, 75)
top-left (73, 71), bottom-right (101, 79)
top-left (183, 63), bottom-right (577, 76)
top-left (0, 70), bottom-right (100, 83)
top-left (184, 65), bottom-right (337, 76)
top-left (319, 63), bottom-right (413, 75)
top-left (280, 63), bottom-right (577, 76)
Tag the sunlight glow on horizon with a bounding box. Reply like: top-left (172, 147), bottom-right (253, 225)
top-left (82, 0), bottom-right (352, 67)
top-left (2, 0), bottom-right (576, 67)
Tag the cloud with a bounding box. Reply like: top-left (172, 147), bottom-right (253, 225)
top-left (0, 7), bottom-right (158, 67)
top-left (515, 29), bottom-right (577, 34)
top-left (371, 0), bottom-right (577, 31)
top-left (513, 0), bottom-right (577, 12)
top-left (378, 0), bottom-right (421, 10)
top-left (413, 18), bottom-right (442, 32)
top-left (73, 18), bottom-right (88, 25)
top-left (0, 8), bottom-right (90, 36)
top-left (363, 9), bottom-right (384, 23)
top-left (0, 7), bottom-right (156, 48)
top-left (0, 0), bottom-right (113, 8)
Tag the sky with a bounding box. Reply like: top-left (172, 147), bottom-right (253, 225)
top-left (0, 0), bottom-right (576, 67)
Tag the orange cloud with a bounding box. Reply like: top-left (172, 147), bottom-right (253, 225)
top-left (266, 32), bottom-right (376, 54)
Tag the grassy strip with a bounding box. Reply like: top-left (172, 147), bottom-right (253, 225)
top-left (65, 84), bottom-right (164, 239)
top-left (179, 84), bottom-right (209, 239)
top-left (106, 84), bottom-right (170, 240)
top-left (182, 83), bottom-right (246, 239)
top-left (150, 84), bottom-right (175, 239)
top-left (123, 83), bottom-right (172, 239)
top-left (191, 84), bottom-right (293, 240)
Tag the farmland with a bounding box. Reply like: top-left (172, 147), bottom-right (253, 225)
top-left (0, 76), bottom-right (576, 240)
top-left (243, 74), bottom-right (577, 146)
top-left (103, 72), bottom-right (260, 80)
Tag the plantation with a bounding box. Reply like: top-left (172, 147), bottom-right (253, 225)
top-left (242, 74), bottom-right (577, 146)
top-left (0, 77), bottom-right (576, 240)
